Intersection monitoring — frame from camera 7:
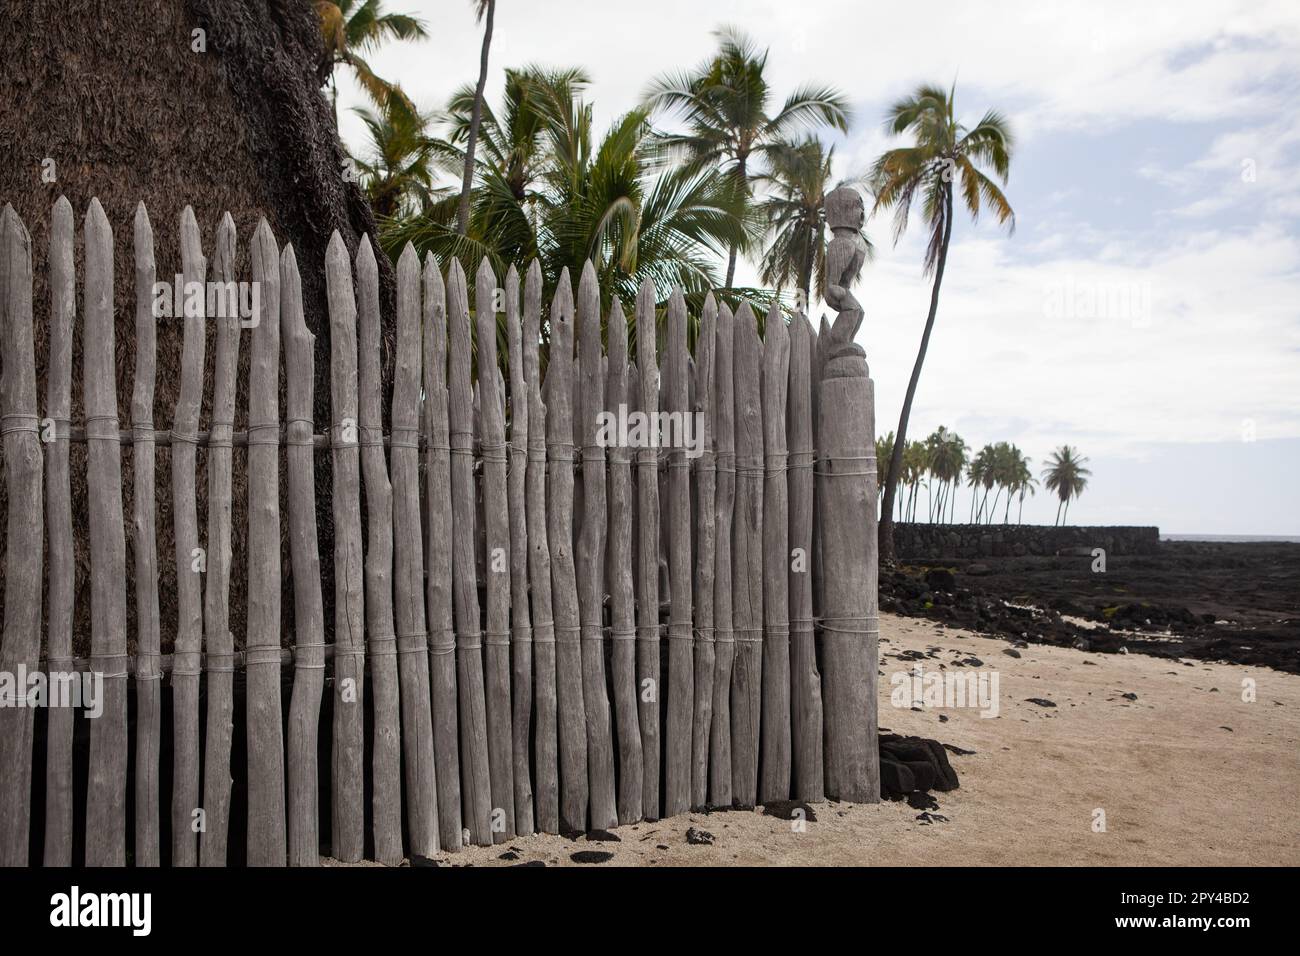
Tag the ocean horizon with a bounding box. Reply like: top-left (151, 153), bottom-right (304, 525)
top-left (1163, 533), bottom-right (1300, 543)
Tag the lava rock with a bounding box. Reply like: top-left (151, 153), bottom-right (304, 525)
top-left (685, 827), bottom-right (715, 846)
top-left (761, 800), bottom-right (817, 822)
top-left (570, 850), bottom-right (614, 864)
top-left (925, 567), bottom-right (957, 592)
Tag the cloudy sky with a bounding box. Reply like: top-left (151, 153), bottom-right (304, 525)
top-left (337, 0), bottom-right (1300, 534)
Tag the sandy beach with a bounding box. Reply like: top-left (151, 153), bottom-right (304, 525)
top-left (389, 612), bottom-right (1300, 867)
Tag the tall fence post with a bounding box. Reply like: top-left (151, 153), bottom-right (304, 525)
top-left (447, 259), bottom-right (494, 845)
top-left (83, 199), bottom-right (128, 865)
top-left (44, 197), bottom-right (77, 866)
top-left (818, 186), bottom-right (880, 802)
top-left (325, 231), bottom-right (366, 862)
top-left (201, 212), bottom-right (239, 866)
top-left (423, 255), bottom-right (464, 850)
top-left (0, 204), bottom-right (42, 866)
top-left (356, 236), bottom-right (402, 865)
top-left (282, 243), bottom-right (326, 867)
top-left (505, 264), bottom-right (535, 835)
top-left (393, 243), bottom-right (439, 857)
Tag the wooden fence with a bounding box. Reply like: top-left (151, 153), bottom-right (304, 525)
top-left (0, 198), bottom-right (879, 866)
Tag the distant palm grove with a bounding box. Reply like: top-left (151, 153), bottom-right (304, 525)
top-left (316, 2), bottom-right (1086, 535)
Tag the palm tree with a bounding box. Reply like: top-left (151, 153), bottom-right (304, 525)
top-left (456, 0), bottom-right (496, 236)
top-left (1042, 446), bottom-right (1091, 525)
top-left (383, 69), bottom-right (751, 315)
top-left (643, 26), bottom-right (850, 288)
top-left (315, 0), bottom-right (428, 118)
top-left (871, 83), bottom-right (1015, 558)
top-left (755, 139), bottom-right (871, 308)
top-left (352, 98), bottom-right (444, 219)
top-left (876, 431), bottom-right (895, 509)
top-left (924, 427), bottom-right (966, 523)
top-left (967, 444), bottom-right (998, 523)
top-left (1012, 454), bottom-right (1038, 524)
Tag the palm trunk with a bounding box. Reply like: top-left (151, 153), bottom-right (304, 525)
top-left (724, 156), bottom-right (748, 289)
top-left (456, 0), bottom-right (495, 236)
top-left (878, 189), bottom-right (953, 561)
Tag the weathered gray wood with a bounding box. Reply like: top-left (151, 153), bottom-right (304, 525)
top-left (818, 370), bottom-right (880, 802)
top-left (393, 243), bottom-right (439, 857)
top-left (523, 261), bottom-right (558, 834)
top-left (633, 278), bottom-right (661, 819)
top-left (709, 302), bottom-right (736, 808)
top-left (283, 244), bottom-right (326, 866)
top-left (79, 199), bottom-right (128, 864)
top-left (42, 197), bottom-right (77, 866)
top-left (606, 296), bottom-right (643, 824)
top-left (0, 205), bottom-right (42, 866)
top-left (356, 236), bottom-right (402, 864)
top-left (788, 313), bottom-right (824, 802)
top-left (423, 254), bottom-right (463, 850)
top-left (546, 270), bottom-right (589, 832)
top-left (504, 264), bottom-right (535, 835)
top-left (325, 231), bottom-right (365, 862)
top-left (663, 288), bottom-right (693, 817)
top-left (200, 213), bottom-right (239, 866)
top-left (760, 304), bottom-right (791, 802)
top-left (246, 220), bottom-right (287, 865)
top-left (168, 205), bottom-right (205, 867)
top-left (819, 186), bottom-right (880, 801)
top-left (476, 257), bottom-right (516, 841)
top-left (447, 259), bottom-right (494, 845)
top-left (731, 301), bottom-right (764, 807)
top-left (244, 221), bottom-right (286, 863)
top-left (690, 294), bottom-right (717, 809)
top-left (813, 315), bottom-right (829, 625)
top-left (576, 262), bottom-right (618, 830)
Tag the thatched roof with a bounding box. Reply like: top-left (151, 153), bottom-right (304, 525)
top-left (0, 0), bottom-right (396, 654)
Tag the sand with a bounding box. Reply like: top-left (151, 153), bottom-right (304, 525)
top-left (328, 612), bottom-right (1300, 867)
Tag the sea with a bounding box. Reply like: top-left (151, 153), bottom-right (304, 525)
top-left (1162, 534), bottom-right (1300, 543)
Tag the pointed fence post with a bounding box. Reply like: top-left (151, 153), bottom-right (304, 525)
top-left (356, 236), bottom-right (403, 865)
top-left (606, 296), bottom-right (644, 823)
top-left (760, 303), bottom-right (791, 802)
top-left (447, 259), bottom-right (494, 845)
top-left (709, 302), bottom-right (737, 808)
top-left (283, 243), bottom-right (326, 866)
top-left (731, 302), bottom-right (764, 807)
top-left (546, 270), bottom-right (589, 832)
top-left (201, 213), bottom-right (239, 866)
top-left (524, 261), bottom-right (560, 834)
top-left (0, 205), bottom-right (43, 865)
top-left (633, 279), bottom-right (661, 819)
top-left (168, 205), bottom-right (205, 867)
top-left (663, 288), bottom-right (693, 817)
top-left (43, 197), bottom-right (77, 866)
top-left (577, 262), bottom-right (618, 830)
top-left (325, 231), bottom-right (366, 862)
top-left (476, 257), bottom-right (516, 841)
top-left (393, 243), bottom-right (439, 857)
top-left (690, 295), bottom-right (717, 810)
top-left (423, 255), bottom-right (464, 850)
top-left (505, 264), bottom-right (536, 835)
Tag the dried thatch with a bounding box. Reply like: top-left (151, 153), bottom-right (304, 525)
top-left (0, 0), bottom-right (396, 654)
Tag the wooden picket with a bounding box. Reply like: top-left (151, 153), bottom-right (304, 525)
top-left (0, 197), bottom-right (881, 867)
